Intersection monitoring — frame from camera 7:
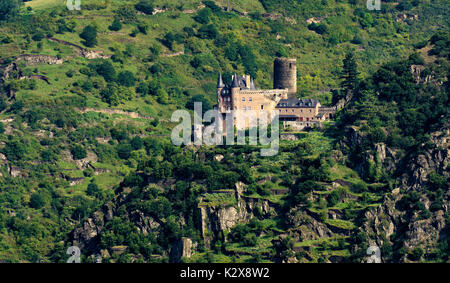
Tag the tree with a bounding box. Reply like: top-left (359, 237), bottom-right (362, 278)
top-left (117, 71), bottom-right (136, 87)
top-left (135, 0), bottom-right (154, 15)
top-left (117, 143), bottom-right (132, 159)
top-left (0, 0), bottom-right (22, 21)
top-left (163, 32), bottom-right (176, 50)
top-left (194, 8), bottom-right (212, 24)
top-left (3, 140), bottom-right (26, 161)
top-left (109, 18), bottom-right (122, 31)
top-left (131, 136), bottom-right (143, 150)
top-left (157, 89), bottom-right (169, 104)
top-left (80, 25), bottom-right (98, 47)
top-left (186, 95), bottom-right (212, 115)
top-left (86, 183), bottom-right (103, 199)
top-left (197, 24), bottom-right (218, 39)
top-left (341, 51), bottom-right (358, 92)
top-left (30, 193), bottom-right (46, 209)
top-left (97, 60), bottom-right (116, 82)
top-left (71, 145), bottom-right (87, 160)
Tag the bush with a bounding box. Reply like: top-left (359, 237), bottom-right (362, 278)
top-left (3, 140), bottom-right (26, 161)
top-left (0, 0), bottom-right (23, 21)
top-left (71, 144), bottom-right (87, 160)
top-left (117, 71), bottom-right (136, 87)
top-left (30, 193), bottom-right (46, 209)
top-left (31, 31), bottom-right (45, 42)
top-left (86, 183), bottom-right (101, 198)
top-left (408, 247), bottom-right (423, 261)
top-left (197, 24), bottom-right (218, 39)
top-left (194, 8), bottom-right (212, 24)
top-left (136, 82), bottom-right (149, 95)
top-left (117, 143), bottom-right (132, 159)
top-left (109, 18), bottom-right (122, 31)
top-left (243, 233), bottom-right (258, 247)
top-left (352, 182), bottom-right (368, 193)
top-left (135, 0), bottom-right (154, 15)
top-left (131, 136), bottom-right (143, 150)
top-left (115, 6), bottom-right (137, 24)
top-left (97, 61), bottom-right (116, 82)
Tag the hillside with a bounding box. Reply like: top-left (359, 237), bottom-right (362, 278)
top-left (0, 0), bottom-right (448, 263)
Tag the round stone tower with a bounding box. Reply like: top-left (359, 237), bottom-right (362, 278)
top-left (274, 58), bottom-right (297, 99)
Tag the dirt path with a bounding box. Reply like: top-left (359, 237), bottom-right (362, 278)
top-left (78, 107), bottom-right (169, 122)
top-left (78, 107), bottom-right (151, 119)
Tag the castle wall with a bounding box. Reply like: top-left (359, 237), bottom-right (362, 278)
top-left (278, 104), bottom-right (320, 121)
top-left (274, 58), bottom-right (297, 99)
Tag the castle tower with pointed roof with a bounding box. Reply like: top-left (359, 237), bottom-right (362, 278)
top-left (214, 58), bottom-right (334, 130)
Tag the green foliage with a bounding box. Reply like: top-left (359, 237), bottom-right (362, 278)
top-left (96, 60), bottom-right (116, 82)
top-left (0, 0), bottom-right (22, 21)
top-left (341, 51), bottom-right (358, 92)
top-left (134, 0), bottom-right (154, 15)
top-left (2, 140), bottom-right (26, 161)
top-left (80, 25), bottom-right (98, 47)
top-left (109, 18), bottom-right (122, 32)
top-left (71, 144), bottom-right (87, 160)
top-left (117, 71), bottom-right (136, 87)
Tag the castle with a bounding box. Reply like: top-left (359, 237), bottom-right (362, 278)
top-left (215, 58), bottom-right (335, 130)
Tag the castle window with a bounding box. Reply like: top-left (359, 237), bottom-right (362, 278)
top-left (242, 97), bottom-right (245, 102)
top-left (243, 106), bottom-right (246, 111)
top-left (248, 106), bottom-right (251, 110)
top-left (261, 105), bottom-right (264, 110)
top-left (249, 97), bottom-right (252, 101)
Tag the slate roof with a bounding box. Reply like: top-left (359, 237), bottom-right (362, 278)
top-left (276, 99), bottom-right (320, 108)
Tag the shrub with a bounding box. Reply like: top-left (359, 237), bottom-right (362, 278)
top-left (131, 136), bottom-right (143, 150)
top-left (86, 183), bottom-right (101, 197)
top-left (109, 18), bottom-right (122, 31)
top-left (194, 8), bottom-right (212, 24)
top-left (408, 247), bottom-right (423, 261)
top-left (117, 71), bottom-right (136, 87)
top-left (97, 60), bottom-right (116, 82)
top-left (3, 140), bottom-right (26, 161)
top-left (117, 143), bottom-right (132, 159)
top-left (135, 0), bottom-right (154, 15)
top-left (30, 192), bottom-right (46, 209)
top-left (71, 144), bottom-right (87, 160)
top-left (0, 0), bottom-right (23, 21)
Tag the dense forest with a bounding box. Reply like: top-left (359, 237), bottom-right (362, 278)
top-left (0, 0), bottom-right (448, 263)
